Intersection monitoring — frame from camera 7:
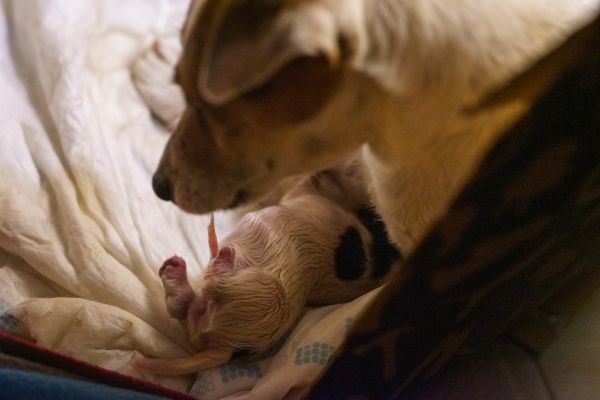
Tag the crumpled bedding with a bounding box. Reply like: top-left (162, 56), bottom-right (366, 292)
top-left (0, 1), bottom-right (378, 398)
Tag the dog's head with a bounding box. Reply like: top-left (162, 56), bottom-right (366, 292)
top-left (153, 0), bottom-right (375, 213)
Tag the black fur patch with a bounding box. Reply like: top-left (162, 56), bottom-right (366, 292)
top-left (356, 207), bottom-right (401, 279)
top-left (227, 189), bottom-right (249, 209)
top-left (334, 227), bottom-right (367, 281)
top-left (230, 348), bottom-right (252, 360)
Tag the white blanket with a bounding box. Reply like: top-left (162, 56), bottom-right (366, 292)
top-left (0, 1), bottom-right (377, 397)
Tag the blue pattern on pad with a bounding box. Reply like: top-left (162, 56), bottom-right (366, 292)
top-left (219, 362), bottom-right (263, 383)
top-left (295, 342), bottom-right (335, 366)
top-left (0, 298), bottom-right (19, 332)
top-left (191, 371), bottom-right (216, 396)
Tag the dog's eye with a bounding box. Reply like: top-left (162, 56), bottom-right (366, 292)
top-left (191, 100), bottom-right (204, 111)
top-left (190, 100), bottom-right (214, 114)
top-left (244, 81), bottom-right (274, 100)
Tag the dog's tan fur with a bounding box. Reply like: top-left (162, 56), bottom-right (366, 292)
top-left (145, 0), bottom-right (597, 256)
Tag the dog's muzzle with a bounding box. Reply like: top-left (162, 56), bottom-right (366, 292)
top-left (152, 173), bottom-right (173, 202)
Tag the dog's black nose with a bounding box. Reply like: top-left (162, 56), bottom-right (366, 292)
top-left (152, 173), bottom-right (172, 201)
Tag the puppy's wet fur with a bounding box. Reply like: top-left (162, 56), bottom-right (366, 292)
top-left (135, 161), bottom-right (399, 375)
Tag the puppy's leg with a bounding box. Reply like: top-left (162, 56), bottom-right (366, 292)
top-left (132, 36), bottom-right (185, 132)
top-left (133, 347), bottom-right (233, 376)
top-left (159, 255), bottom-right (195, 320)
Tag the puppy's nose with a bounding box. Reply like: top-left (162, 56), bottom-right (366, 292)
top-left (152, 173), bottom-right (172, 201)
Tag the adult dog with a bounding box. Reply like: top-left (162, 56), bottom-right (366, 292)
top-left (139, 0), bottom-right (597, 257)
top-left (131, 0), bottom-right (599, 395)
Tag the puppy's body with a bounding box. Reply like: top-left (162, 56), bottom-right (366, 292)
top-left (141, 0), bottom-right (598, 255)
top-left (136, 165), bottom-right (398, 375)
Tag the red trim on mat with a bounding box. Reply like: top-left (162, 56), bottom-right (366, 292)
top-left (0, 331), bottom-right (195, 400)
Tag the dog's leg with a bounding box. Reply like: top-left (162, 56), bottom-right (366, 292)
top-left (133, 347), bottom-right (233, 376)
top-left (159, 255), bottom-right (196, 320)
top-left (132, 36), bottom-right (185, 132)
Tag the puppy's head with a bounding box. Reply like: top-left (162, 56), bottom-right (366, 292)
top-left (196, 266), bottom-right (293, 354)
top-left (153, 0), bottom-right (373, 212)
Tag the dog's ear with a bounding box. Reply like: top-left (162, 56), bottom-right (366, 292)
top-left (198, 0), bottom-right (348, 104)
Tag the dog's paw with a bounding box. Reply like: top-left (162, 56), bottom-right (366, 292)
top-left (132, 37), bottom-right (185, 131)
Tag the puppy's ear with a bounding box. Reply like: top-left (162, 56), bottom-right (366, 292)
top-left (198, 0), bottom-right (349, 104)
top-left (204, 246), bottom-right (237, 280)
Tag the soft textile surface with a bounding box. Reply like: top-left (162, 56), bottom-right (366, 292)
top-left (0, 368), bottom-right (165, 400)
top-left (0, 1), bottom-right (378, 398)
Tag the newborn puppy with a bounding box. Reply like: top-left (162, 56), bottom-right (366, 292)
top-left (136, 163), bottom-right (399, 375)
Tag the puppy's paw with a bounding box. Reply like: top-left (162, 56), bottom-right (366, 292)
top-left (160, 256), bottom-right (195, 319)
top-left (159, 255), bottom-right (187, 279)
top-left (160, 256), bottom-right (190, 292)
top-left (132, 37), bottom-right (185, 131)
top-left (131, 352), bottom-right (149, 370)
top-left (131, 353), bottom-right (171, 375)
